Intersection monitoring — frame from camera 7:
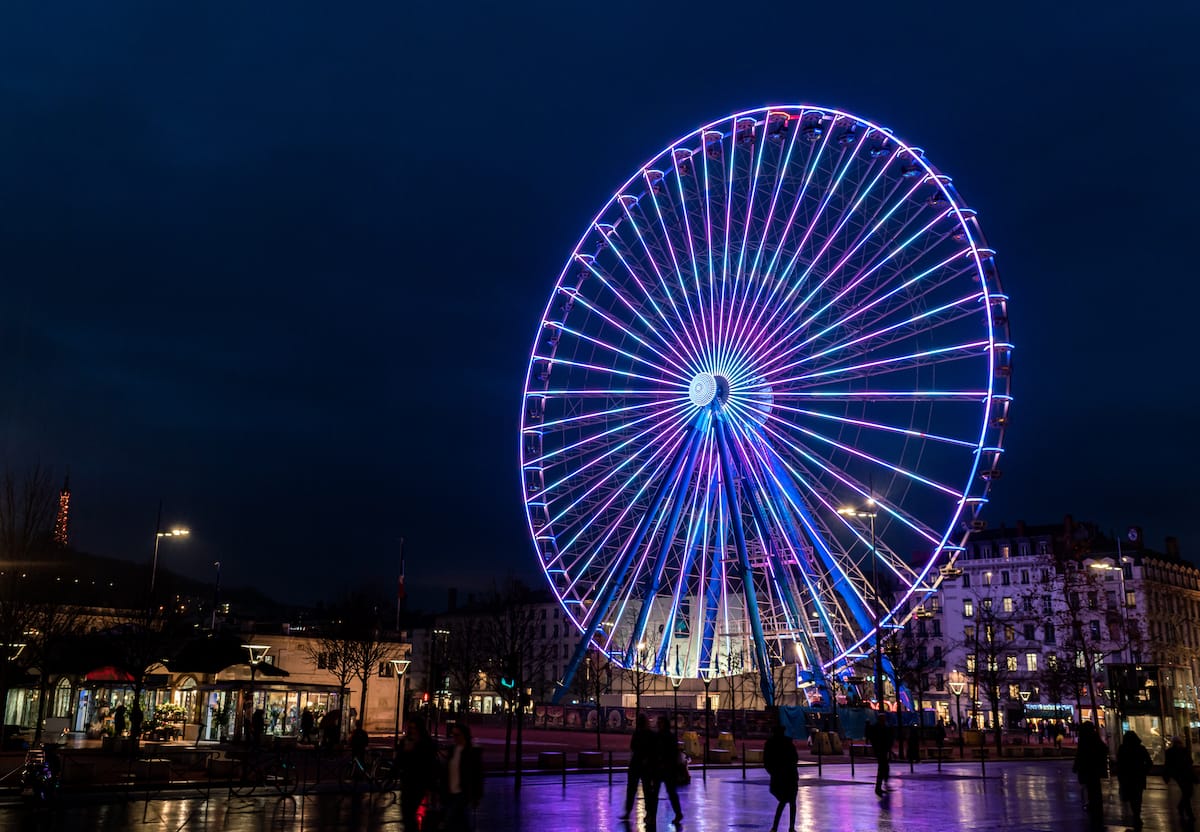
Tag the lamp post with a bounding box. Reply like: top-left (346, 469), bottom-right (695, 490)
top-left (390, 657), bottom-right (411, 747)
top-left (241, 644), bottom-right (270, 742)
top-left (670, 674), bottom-right (682, 732)
top-left (949, 673), bottom-right (966, 758)
top-left (211, 561), bottom-right (221, 631)
top-left (1020, 689), bottom-right (1031, 736)
top-left (150, 523), bottom-right (190, 597)
top-left (701, 672), bottom-right (714, 783)
top-left (838, 500), bottom-right (881, 709)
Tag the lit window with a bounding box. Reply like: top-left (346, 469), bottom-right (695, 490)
top-left (1002, 597), bottom-right (1014, 613)
top-left (1006, 655), bottom-right (1017, 672)
top-left (963, 600), bottom-right (974, 618)
top-left (1026, 653), bottom-right (1038, 672)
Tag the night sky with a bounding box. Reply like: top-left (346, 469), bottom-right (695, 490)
top-left (1, 3), bottom-right (1196, 606)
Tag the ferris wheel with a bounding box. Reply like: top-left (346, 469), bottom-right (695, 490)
top-left (521, 105), bottom-right (1011, 706)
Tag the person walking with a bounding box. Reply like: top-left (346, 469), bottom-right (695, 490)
top-left (113, 704), bottom-right (127, 739)
top-left (622, 714), bottom-right (656, 821)
top-left (763, 723), bottom-right (798, 832)
top-left (350, 720), bottom-right (369, 767)
top-left (443, 722), bottom-right (483, 832)
top-left (399, 717), bottom-right (438, 831)
top-left (300, 708), bottom-right (315, 744)
top-left (1073, 721), bottom-right (1109, 827)
top-left (1116, 730), bottom-right (1152, 830)
top-left (1164, 736), bottom-right (1196, 821)
top-left (866, 712), bottom-right (895, 795)
top-left (648, 715), bottom-right (683, 827)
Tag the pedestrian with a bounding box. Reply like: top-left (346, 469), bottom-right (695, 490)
top-left (252, 708), bottom-right (265, 746)
top-left (443, 722), bottom-right (484, 832)
top-left (933, 720), bottom-right (946, 759)
top-left (1116, 729), bottom-right (1152, 830)
top-left (399, 717), bottom-right (438, 832)
top-left (1072, 721), bottom-right (1109, 826)
top-left (319, 709), bottom-right (341, 751)
top-left (300, 708), bottom-right (315, 744)
top-left (113, 704), bottom-right (127, 738)
top-left (1164, 736), bottom-right (1196, 821)
top-left (866, 712), bottom-right (895, 795)
top-left (763, 723), bottom-right (798, 832)
top-left (350, 720), bottom-right (369, 767)
top-left (622, 713), bottom-right (656, 820)
top-left (650, 715), bottom-right (684, 827)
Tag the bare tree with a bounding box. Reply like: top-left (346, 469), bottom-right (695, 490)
top-left (25, 601), bottom-right (88, 742)
top-left (0, 466), bottom-right (56, 719)
top-left (301, 634), bottom-right (356, 738)
top-left (443, 616), bottom-right (488, 713)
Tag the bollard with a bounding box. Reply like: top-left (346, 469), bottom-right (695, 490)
top-left (562, 758), bottom-right (567, 791)
top-left (742, 743), bottom-right (747, 780)
top-left (849, 740), bottom-right (855, 778)
top-left (980, 746), bottom-right (986, 780)
top-left (816, 735), bottom-right (822, 777)
top-left (937, 745), bottom-right (942, 773)
top-left (608, 751), bottom-right (613, 787)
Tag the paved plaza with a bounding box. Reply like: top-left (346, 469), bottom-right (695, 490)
top-left (3, 760), bottom-right (1200, 832)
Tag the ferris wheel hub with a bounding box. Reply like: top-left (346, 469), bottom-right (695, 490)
top-left (688, 372), bottom-right (717, 407)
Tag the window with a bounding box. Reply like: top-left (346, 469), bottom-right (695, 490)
top-left (932, 620), bottom-right (942, 637)
top-left (1001, 545), bottom-right (1011, 560)
top-left (1075, 650), bottom-right (1087, 669)
top-left (1006, 655), bottom-right (1018, 671)
top-left (1044, 623), bottom-right (1056, 644)
top-left (1019, 542), bottom-right (1030, 556)
top-left (1042, 595), bottom-right (1052, 614)
top-left (1105, 592), bottom-right (1116, 611)
top-left (1024, 623), bottom-right (1035, 640)
top-left (963, 600), bottom-right (975, 618)
top-left (930, 597), bottom-right (941, 613)
top-left (1125, 590), bottom-right (1136, 608)
top-left (982, 598), bottom-right (993, 612)
top-left (933, 645), bottom-right (943, 661)
top-left (1021, 570), bottom-right (1029, 585)
top-left (917, 620), bottom-right (927, 637)
top-left (1001, 571), bottom-right (1011, 586)
top-left (1070, 592), bottom-right (1080, 609)
top-left (1087, 592), bottom-right (1098, 610)
top-left (1002, 597), bottom-right (1015, 613)
top-left (1026, 653), bottom-right (1038, 672)
top-left (984, 572), bottom-right (993, 586)
top-left (966, 655), bottom-right (977, 672)
top-left (1037, 540), bottom-right (1050, 555)
top-left (981, 545), bottom-right (992, 558)
top-left (1004, 625), bottom-right (1015, 641)
top-left (964, 626), bottom-right (976, 641)
top-left (963, 573), bottom-right (971, 588)
top-left (1023, 596), bottom-right (1034, 612)
top-left (1047, 655), bottom-right (1059, 671)
top-left (1089, 621), bottom-right (1101, 640)
top-left (935, 673), bottom-right (945, 691)
top-left (379, 662), bottom-right (394, 678)
top-left (53, 678), bottom-right (72, 718)
top-left (1040, 569), bottom-right (1050, 583)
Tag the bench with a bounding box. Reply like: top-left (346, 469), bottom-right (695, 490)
top-left (537, 751), bottom-right (565, 770)
top-left (577, 751), bottom-right (604, 769)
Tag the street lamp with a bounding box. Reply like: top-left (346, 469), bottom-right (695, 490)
top-left (670, 673), bottom-right (683, 732)
top-left (390, 656), bottom-right (411, 747)
top-left (241, 644), bottom-right (270, 742)
top-left (838, 500), bottom-right (881, 709)
top-left (150, 526), bottom-right (190, 597)
top-left (949, 672), bottom-right (966, 757)
top-left (700, 667), bottom-right (714, 783)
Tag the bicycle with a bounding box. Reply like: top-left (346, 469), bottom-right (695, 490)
top-left (228, 746), bottom-right (297, 797)
top-left (337, 749), bottom-right (397, 793)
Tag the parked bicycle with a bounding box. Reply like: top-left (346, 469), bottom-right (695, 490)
top-left (21, 744), bottom-right (62, 805)
top-left (337, 749), bottom-right (397, 793)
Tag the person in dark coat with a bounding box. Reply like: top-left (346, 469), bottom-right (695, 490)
top-left (1073, 721), bottom-right (1109, 826)
top-left (1116, 730), bottom-right (1152, 829)
top-left (399, 718), bottom-right (438, 832)
top-left (350, 720), bottom-right (369, 766)
top-left (300, 708), bottom-right (315, 744)
top-left (251, 708), bottom-right (265, 746)
top-left (113, 705), bottom-right (127, 738)
top-left (763, 723), bottom-right (798, 832)
top-left (443, 722), bottom-right (483, 832)
top-left (866, 712), bottom-right (895, 795)
top-left (622, 713), bottom-right (656, 820)
top-left (648, 715), bottom-right (683, 827)
top-left (1164, 736), bottom-right (1196, 821)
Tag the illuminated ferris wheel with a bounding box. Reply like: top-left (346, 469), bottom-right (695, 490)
top-left (520, 105), bottom-right (1011, 705)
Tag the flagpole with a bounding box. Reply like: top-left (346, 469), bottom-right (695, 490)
top-left (396, 537), bottom-right (406, 631)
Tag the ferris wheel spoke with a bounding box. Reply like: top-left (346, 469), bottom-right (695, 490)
top-left (590, 225), bottom-right (700, 366)
top-left (540, 325), bottom-right (693, 385)
top-left (783, 286), bottom-right (984, 374)
top-left (670, 149), bottom-right (714, 354)
top-left (769, 389), bottom-right (988, 403)
top-left (529, 399), bottom-right (693, 471)
top-left (734, 137), bottom-right (899, 360)
top-left (560, 292), bottom-right (695, 377)
top-left (643, 180), bottom-right (707, 361)
top-left (762, 402), bottom-right (979, 449)
top-left (532, 398), bottom-right (682, 431)
top-left (614, 202), bottom-right (706, 361)
top-left (536, 405), bottom-right (697, 538)
top-left (778, 340), bottom-right (990, 386)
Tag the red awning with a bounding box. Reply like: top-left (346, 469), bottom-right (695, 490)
top-left (83, 666), bottom-right (136, 682)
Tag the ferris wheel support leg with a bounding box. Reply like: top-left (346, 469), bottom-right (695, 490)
top-left (551, 420), bottom-right (706, 705)
top-left (626, 412), bottom-right (709, 663)
top-left (653, 513), bottom-right (706, 675)
top-left (714, 410), bottom-right (775, 708)
top-left (697, 471), bottom-right (724, 677)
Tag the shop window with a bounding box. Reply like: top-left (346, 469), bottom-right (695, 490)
top-left (52, 678), bottom-right (72, 718)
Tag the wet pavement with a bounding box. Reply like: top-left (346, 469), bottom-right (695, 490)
top-left (3, 760), bottom-right (1198, 831)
